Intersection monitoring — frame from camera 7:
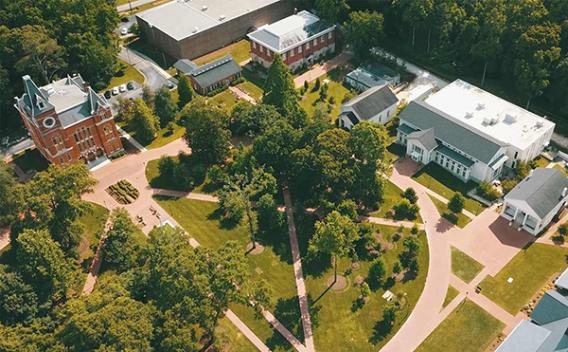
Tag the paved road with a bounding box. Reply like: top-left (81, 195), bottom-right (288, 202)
top-left (118, 46), bottom-right (176, 92)
top-left (117, 0), bottom-right (155, 13)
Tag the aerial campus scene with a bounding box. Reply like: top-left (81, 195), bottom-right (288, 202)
top-left (1, 0), bottom-right (568, 351)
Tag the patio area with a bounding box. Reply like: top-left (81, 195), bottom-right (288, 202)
top-left (446, 206), bottom-right (535, 276)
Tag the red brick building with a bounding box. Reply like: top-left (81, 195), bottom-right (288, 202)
top-left (14, 75), bottom-right (123, 165)
top-left (247, 10), bottom-right (336, 71)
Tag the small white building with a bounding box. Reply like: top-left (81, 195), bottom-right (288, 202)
top-left (501, 168), bottom-right (568, 235)
top-left (344, 63), bottom-right (401, 92)
top-left (338, 85), bottom-right (399, 130)
top-left (397, 79), bottom-right (555, 183)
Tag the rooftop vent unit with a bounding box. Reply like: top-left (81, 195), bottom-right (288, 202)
top-left (476, 103), bottom-right (485, 111)
top-left (219, 15), bottom-right (226, 21)
top-left (465, 112), bottom-right (473, 119)
top-left (201, 5), bottom-right (207, 11)
top-left (45, 85), bottom-right (55, 96)
top-left (192, 26), bottom-right (199, 33)
top-left (535, 121), bottom-right (544, 129)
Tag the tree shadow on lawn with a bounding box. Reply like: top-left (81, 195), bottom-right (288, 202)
top-left (206, 208), bottom-right (240, 230)
top-left (369, 316), bottom-right (395, 345)
top-left (257, 226), bottom-right (293, 265)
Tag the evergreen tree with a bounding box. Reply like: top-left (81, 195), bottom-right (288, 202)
top-left (177, 75), bottom-right (194, 109)
top-left (263, 55), bottom-right (307, 128)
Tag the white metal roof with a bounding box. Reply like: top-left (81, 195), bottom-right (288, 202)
top-left (425, 79), bottom-right (555, 150)
top-left (137, 0), bottom-right (280, 41)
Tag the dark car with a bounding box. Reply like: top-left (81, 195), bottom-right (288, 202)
top-left (104, 90), bottom-right (111, 99)
top-left (166, 81), bottom-right (175, 89)
top-left (127, 81), bottom-right (135, 90)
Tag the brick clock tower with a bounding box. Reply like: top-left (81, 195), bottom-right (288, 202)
top-left (14, 74), bottom-right (123, 165)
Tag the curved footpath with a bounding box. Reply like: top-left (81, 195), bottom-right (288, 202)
top-left (380, 161), bottom-right (452, 352)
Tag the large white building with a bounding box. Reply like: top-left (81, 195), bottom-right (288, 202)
top-left (397, 79), bottom-right (555, 183)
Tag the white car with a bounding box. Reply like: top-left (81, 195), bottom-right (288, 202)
top-left (112, 87), bottom-right (119, 95)
top-left (120, 27), bottom-right (128, 36)
top-left (119, 84), bottom-right (127, 93)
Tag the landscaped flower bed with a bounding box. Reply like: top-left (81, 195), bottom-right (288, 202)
top-left (106, 180), bottom-right (140, 204)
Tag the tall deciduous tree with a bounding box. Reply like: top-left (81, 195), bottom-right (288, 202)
top-left (183, 99), bottom-right (231, 165)
top-left (131, 98), bottom-right (160, 144)
top-left (263, 54), bottom-right (307, 128)
top-left (344, 11), bottom-right (384, 58)
top-left (0, 161), bottom-right (22, 227)
top-left (315, 0), bottom-right (349, 23)
top-left (470, 0), bottom-right (507, 86)
top-left (252, 119), bottom-right (301, 175)
top-left (18, 163), bottom-right (96, 254)
top-left (177, 75), bottom-right (194, 109)
top-left (16, 229), bottom-right (69, 302)
top-left (308, 211), bottom-right (358, 284)
top-left (103, 209), bottom-right (145, 272)
top-left (514, 22), bottom-right (561, 108)
top-left (154, 86), bottom-right (178, 128)
top-left (230, 102), bottom-right (283, 137)
top-left (397, 0), bottom-right (434, 48)
top-left (0, 265), bottom-right (38, 325)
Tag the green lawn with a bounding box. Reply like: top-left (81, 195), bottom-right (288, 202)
top-left (12, 148), bottom-right (49, 173)
top-left (414, 164), bottom-right (485, 215)
top-left (479, 243), bottom-right (568, 314)
top-left (76, 202), bottom-right (109, 261)
top-left (297, 217), bottom-right (430, 351)
top-left (416, 300), bottom-right (503, 352)
top-left (104, 59), bottom-right (144, 91)
top-left (428, 196), bottom-right (471, 229)
top-left (145, 156), bottom-right (216, 193)
top-left (442, 285), bottom-right (460, 308)
top-left (369, 180), bottom-right (423, 223)
top-left (145, 124), bottom-right (185, 149)
top-left (299, 71), bottom-right (352, 121)
top-left (215, 316), bottom-right (259, 352)
top-left (154, 197), bottom-right (299, 350)
top-left (236, 80), bottom-right (264, 101)
top-left (208, 90), bottom-right (238, 112)
top-left (451, 247), bottom-right (484, 283)
top-left (193, 39), bottom-right (251, 66)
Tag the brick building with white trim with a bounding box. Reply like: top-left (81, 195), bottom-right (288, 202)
top-left (247, 10), bottom-right (336, 71)
top-left (14, 75), bottom-right (123, 166)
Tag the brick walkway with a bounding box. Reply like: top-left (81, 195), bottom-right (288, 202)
top-left (293, 51), bottom-right (352, 88)
top-left (283, 186), bottom-right (315, 352)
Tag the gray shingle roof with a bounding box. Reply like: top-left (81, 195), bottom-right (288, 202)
top-left (189, 55), bottom-right (241, 88)
top-left (339, 111), bottom-right (358, 125)
top-left (344, 84), bottom-right (398, 121)
top-left (398, 123), bottom-right (417, 135)
top-left (174, 59), bottom-right (199, 75)
top-left (505, 168), bottom-right (568, 219)
top-left (497, 290), bottom-right (568, 352)
top-left (398, 101), bottom-right (503, 164)
top-left (435, 144), bottom-right (475, 167)
top-left (407, 128), bottom-right (438, 151)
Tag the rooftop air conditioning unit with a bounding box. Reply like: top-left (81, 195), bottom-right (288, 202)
top-left (219, 15), bottom-right (226, 21)
top-left (201, 5), bottom-right (207, 11)
top-left (192, 26), bottom-right (199, 33)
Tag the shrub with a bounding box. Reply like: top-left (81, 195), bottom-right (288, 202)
top-left (393, 262), bottom-right (401, 275)
top-left (312, 78), bottom-right (321, 92)
top-left (165, 121), bottom-right (176, 136)
top-left (411, 225), bottom-right (419, 235)
top-left (394, 199), bottom-right (419, 220)
top-left (559, 223), bottom-right (568, 236)
top-left (304, 80), bottom-right (309, 91)
top-left (477, 182), bottom-right (502, 201)
top-left (402, 187), bottom-right (418, 204)
top-left (158, 156), bottom-right (176, 181)
top-left (328, 96), bottom-right (336, 105)
top-left (448, 193), bottom-right (465, 214)
top-left (501, 178), bottom-right (518, 194)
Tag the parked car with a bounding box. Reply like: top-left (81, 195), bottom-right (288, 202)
top-left (119, 84), bottom-right (127, 93)
top-left (112, 87), bottom-right (119, 95)
top-left (127, 81), bottom-right (135, 90)
top-left (166, 81), bottom-right (175, 89)
top-left (120, 28), bottom-right (128, 36)
top-left (104, 90), bottom-right (111, 99)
